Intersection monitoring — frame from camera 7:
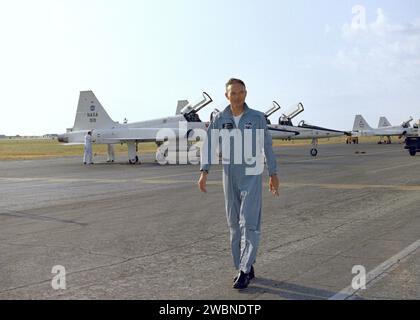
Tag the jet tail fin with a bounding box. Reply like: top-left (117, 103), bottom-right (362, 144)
top-left (378, 117), bottom-right (392, 128)
top-left (353, 115), bottom-right (373, 131)
top-left (73, 91), bottom-right (119, 131)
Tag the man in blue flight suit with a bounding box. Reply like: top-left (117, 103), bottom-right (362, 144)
top-left (198, 78), bottom-right (279, 289)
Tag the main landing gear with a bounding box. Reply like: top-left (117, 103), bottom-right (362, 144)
top-left (127, 141), bottom-right (141, 164)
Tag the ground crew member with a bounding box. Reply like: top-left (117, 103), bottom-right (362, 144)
top-left (198, 78), bottom-right (279, 289)
top-left (83, 131), bottom-right (93, 165)
top-left (107, 144), bottom-right (115, 163)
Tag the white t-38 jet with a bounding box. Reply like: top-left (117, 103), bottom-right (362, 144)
top-left (265, 102), bottom-right (350, 157)
top-left (58, 91), bottom-right (212, 164)
top-left (352, 115), bottom-right (414, 144)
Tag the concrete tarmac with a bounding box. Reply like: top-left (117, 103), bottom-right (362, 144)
top-left (0, 142), bottom-right (419, 299)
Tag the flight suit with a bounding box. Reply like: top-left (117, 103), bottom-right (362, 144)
top-left (201, 104), bottom-right (277, 273)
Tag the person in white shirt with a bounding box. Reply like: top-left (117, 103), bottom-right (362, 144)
top-left (83, 131), bottom-right (93, 165)
top-left (107, 144), bottom-right (115, 163)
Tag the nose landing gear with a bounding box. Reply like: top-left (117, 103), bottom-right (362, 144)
top-left (310, 138), bottom-right (319, 157)
top-left (129, 155), bottom-right (139, 164)
top-left (310, 148), bottom-right (318, 157)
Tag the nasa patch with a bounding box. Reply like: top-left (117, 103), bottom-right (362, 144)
top-left (245, 122), bottom-right (253, 129)
top-left (90, 105), bottom-right (96, 112)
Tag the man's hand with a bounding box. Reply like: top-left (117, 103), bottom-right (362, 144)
top-left (198, 172), bottom-right (208, 193)
top-left (269, 174), bottom-right (279, 197)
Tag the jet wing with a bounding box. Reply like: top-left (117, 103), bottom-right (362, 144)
top-left (96, 128), bottom-right (163, 143)
top-left (94, 127), bottom-right (193, 144)
top-left (104, 138), bottom-right (157, 143)
top-left (268, 126), bottom-right (300, 136)
top-left (298, 122), bottom-right (348, 135)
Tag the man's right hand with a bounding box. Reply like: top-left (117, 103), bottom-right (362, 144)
top-left (198, 172), bottom-right (208, 193)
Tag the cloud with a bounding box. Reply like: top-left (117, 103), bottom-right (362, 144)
top-left (324, 24), bottom-right (332, 35)
top-left (334, 8), bottom-right (420, 87)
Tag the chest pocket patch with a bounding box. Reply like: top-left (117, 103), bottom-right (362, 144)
top-left (222, 122), bottom-right (234, 130)
top-left (245, 122), bottom-right (253, 129)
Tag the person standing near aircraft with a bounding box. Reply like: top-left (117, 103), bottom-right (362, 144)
top-left (107, 144), bottom-right (115, 163)
top-left (83, 131), bottom-right (94, 165)
top-left (198, 78), bottom-right (279, 290)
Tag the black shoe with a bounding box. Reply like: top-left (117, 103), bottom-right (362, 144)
top-left (233, 271), bottom-right (250, 289)
top-left (249, 265), bottom-right (255, 281)
top-left (233, 265), bottom-right (255, 283)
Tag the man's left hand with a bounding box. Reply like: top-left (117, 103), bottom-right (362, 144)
top-left (269, 174), bottom-right (279, 197)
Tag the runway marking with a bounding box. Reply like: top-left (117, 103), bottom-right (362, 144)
top-left (279, 182), bottom-right (420, 192)
top-left (352, 149), bottom-right (406, 156)
top-left (164, 181), bottom-right (420, 192)
top-left (329, 239), bottom-right (420, 300)
top-left (0, 169), bottom-right (225, 185)
top-left (132, 169), bottom-right (224, 181)
top-left (280, 149), bottom-right (403, 164)
top-left (369, 162), bottom-right (420, 174)
top-left (0, 177), bottom-right (128, 184)
top-left (292, 155), bottom-right (346, 163)
top-left (0, 209), bottom-right (88, 226)
top-left (1, 177), bottom-right (420, 191)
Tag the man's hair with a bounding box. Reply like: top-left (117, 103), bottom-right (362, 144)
top-left (225, 78), bottom-right (246, 91)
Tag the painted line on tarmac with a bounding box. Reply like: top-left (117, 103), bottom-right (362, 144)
top-left (143, 180), bottom-right (420, 192)
top-left (370, 162), bottom-right (420, 174)
top-left (285, 149), bottom-right (403, 164)
top-left (133, 169), bottom-right (224, 181)
top-left (1, 177), bottom-right (420, 191)
top-left (0, 177), bottom-right (128, 184)
top-left (0, 169), bottom-right (225, 185)
top-left (280, 182), bottom-right (420, 192)
top-left (329, 238), bottom-right (420, 300)
top-left (293, 155), bottom-right (346, 163)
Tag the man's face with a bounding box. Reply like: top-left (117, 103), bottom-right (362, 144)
top-left (225, 83), bottom-right (247, 108)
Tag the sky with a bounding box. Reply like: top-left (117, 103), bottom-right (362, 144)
top-left (0, 0), bottom-right (419, 135)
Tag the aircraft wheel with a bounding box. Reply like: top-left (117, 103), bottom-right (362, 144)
top-left (310, 148), bottom-right (318, 157)
top-left (409, 148), bottom-right (416, 156)
top-left (129, 156), bottom-right (139, 164)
